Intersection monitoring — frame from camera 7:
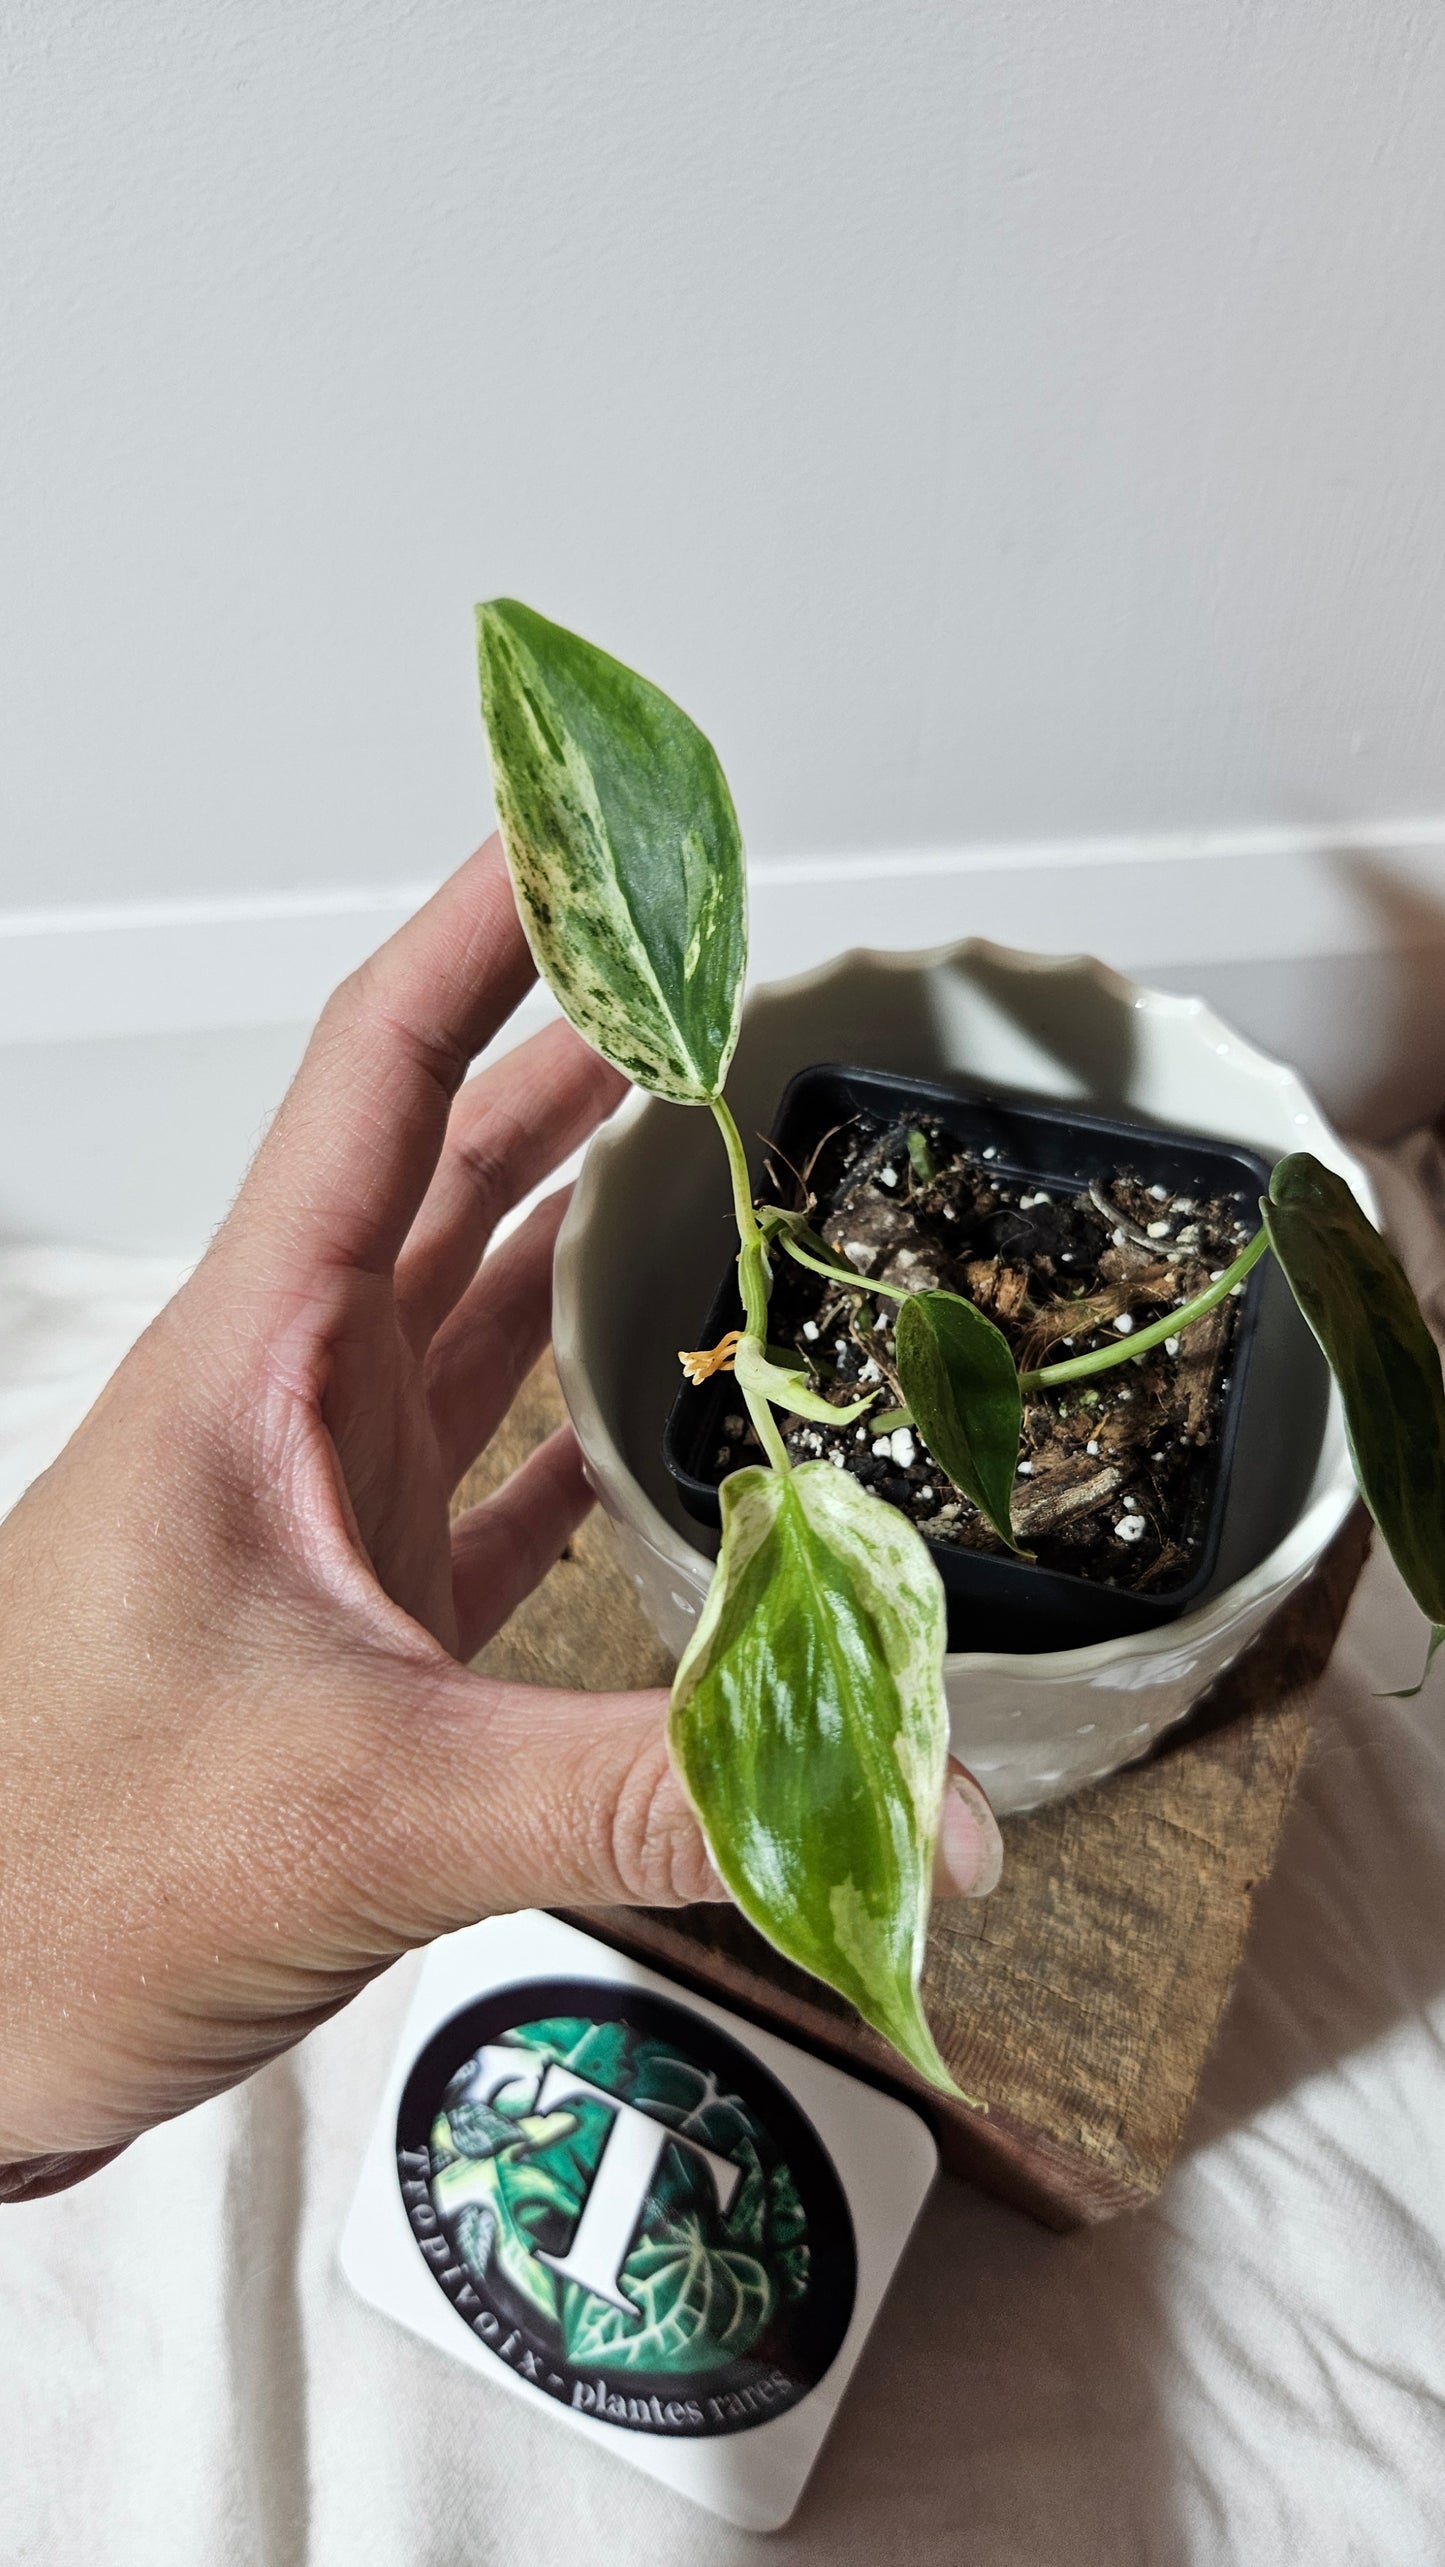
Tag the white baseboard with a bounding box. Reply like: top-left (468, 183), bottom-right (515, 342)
top-left (6, 822), bottom-right (1445, 1251)
top-left (7, 818), bottom-right (1445, 1046)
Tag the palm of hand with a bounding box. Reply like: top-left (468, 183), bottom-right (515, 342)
top-left (0, 845), bottom-right (720, 2198)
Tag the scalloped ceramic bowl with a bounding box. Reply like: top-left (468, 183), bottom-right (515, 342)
top-left (553, 939), bottom-right (1374, 1814)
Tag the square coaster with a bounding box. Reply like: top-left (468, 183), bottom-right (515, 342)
top-left (340, 1909), bottom-right (937, 2530)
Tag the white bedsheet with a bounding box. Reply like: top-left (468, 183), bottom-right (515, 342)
top-left (4, 1158), bottom-right (1445, 2565)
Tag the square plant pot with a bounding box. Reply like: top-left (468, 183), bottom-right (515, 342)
top-left (663, 1061), bottom-right (1322, 1656)
top-left (553, 939), bottom-right (1366, 1812)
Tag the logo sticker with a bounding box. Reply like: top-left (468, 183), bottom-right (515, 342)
top-left (394, 1975), bottom-right (858, 2438)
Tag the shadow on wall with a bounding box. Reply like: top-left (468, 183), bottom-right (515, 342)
top-left (1164, 850), bottom-right (1445, 1143)
top-left (1335, 852), bottom-right (1445, 1134)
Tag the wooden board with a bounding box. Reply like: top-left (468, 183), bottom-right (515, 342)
top-left (459, 1359), bottom-right (1371, 2229)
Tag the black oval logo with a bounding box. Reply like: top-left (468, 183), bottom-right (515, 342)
top-left (395, 1976), bottom-right (857, 2438)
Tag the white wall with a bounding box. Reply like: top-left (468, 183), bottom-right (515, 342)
top-left (5, 0), bottom-right (1445, 910)
top-left (6, 2), bottom-right (1445, 1249)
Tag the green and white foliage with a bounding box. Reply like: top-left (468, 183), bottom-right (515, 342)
top-left (471, 600), bottom-right (1445, 2095)
top-left (477, 599), bottom-right (746, 1102)
top-left (669, 1464), bottom-right (959, 2093)
top-left (428, 2016), bottom-right (802, 2373)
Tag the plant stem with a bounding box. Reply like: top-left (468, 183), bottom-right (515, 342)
top-left (775, 1225), bottom-right (912, 1304)
top-left (1018, 1226), bottom-right (1271, 1390)
top-left (710, 1095), bottom-right (791, 1473)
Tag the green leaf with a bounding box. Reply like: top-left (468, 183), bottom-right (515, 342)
top-left (453, 2201), bottom-right (497, 2285)
top-left (894, 1290), bottom-right (1025, 1551)
top-left (432, 2140), bottom-right (565, 2324)
top-left (906, 1127), bottom-right (936, 1183)
top-left (670, 1463), bottom-right (967, 2095)
top-left (1263, 1153), bottom-right (1445, 1625)
top-left (476, 599), bottom-right (746, 1103)
top-left (564, 2218), bottom-right (772, 2374)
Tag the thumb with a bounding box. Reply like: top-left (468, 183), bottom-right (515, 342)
top-left (369, 1672), bottom-right (726, 1933)
top-left (365, 1669), bottom-right (1001, 1940)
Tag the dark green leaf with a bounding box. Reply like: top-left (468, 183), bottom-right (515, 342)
top-left (477, 599), bottom-right (746, 1102)
top-left (894, 1290), bottom-right (1025, 1551)
top-left (1263, 1153), bottom-right (1445, 1624)
top-left (670, 1463), bottom-right (969, 2094)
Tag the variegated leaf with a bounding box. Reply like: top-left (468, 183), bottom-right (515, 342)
top-left (669, 1462), bottom-right (964, 2093)
top-left (476, 599), bottom-right (746, 1103)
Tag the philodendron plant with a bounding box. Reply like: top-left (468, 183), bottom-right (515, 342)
top-left (477, 599), bottom-right (1445, 2096)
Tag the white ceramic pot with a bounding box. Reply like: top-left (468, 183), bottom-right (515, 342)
top-left (553, 940), bottom-right (1374, 1814)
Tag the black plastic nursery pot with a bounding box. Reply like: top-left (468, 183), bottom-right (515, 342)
top-left (662, 1061), bottom-right (1312, 1657)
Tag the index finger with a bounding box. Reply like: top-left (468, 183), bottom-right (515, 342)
top-left (234, 838), bottom-right (537, 1276)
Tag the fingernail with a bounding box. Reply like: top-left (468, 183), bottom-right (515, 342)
top-left (937, 1764), bottom-right (1004, 1899)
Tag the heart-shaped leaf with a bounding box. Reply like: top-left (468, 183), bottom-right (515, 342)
top-left (477, 599), bottom-right (746, 1103)
top-left (894, 1290), bottom-right (1024, 1551)
top-left (670, 1463), bottom-right (968, 2094)
top-left (1263, 1153), bottom-right (1445, 1625)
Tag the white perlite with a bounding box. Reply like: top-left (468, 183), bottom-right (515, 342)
top-left (1112, 1313), bottom-right (1135, 1334)
top-left (1114, 1513), bottom-right (1147, 1542)
top-left (889, 1427), bottom-right (916, 1469)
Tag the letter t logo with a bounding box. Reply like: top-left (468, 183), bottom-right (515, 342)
top-left (529, 2063), bottom-right (741, 2317)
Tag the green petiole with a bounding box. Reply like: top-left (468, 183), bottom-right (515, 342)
top-left (771, 1187), bottom-right (1272, 1403)
top-left (773, 1222), bottom-right (913, 1305)
top-left (710, 1096), bottom-right (791, 1473)
top-left (1017, 1226), bottom-right (1270, 1391)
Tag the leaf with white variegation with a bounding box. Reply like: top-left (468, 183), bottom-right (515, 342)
top-left (476, 599), bottom-right (746, 1103)
top-left (669, 1463), bottom-right (969, 2094)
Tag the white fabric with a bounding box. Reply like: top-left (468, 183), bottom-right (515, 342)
top-left (4, 1172), bottom-right (1445, 2563)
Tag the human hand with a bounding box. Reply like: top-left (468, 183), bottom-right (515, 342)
top-left (0, 842), bottom-right (1001, 2201)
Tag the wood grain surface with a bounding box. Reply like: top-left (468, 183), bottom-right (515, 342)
top-left (459, 1359), bottom-right (1371, 2229)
